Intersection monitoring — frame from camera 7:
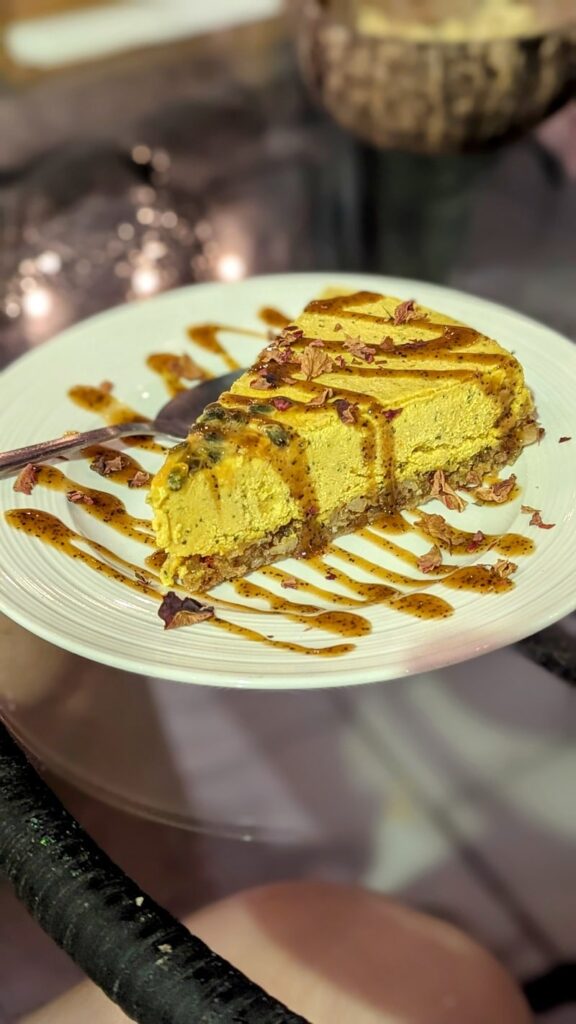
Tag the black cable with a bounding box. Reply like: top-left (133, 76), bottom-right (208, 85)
top-left (0, 723), bottom-right (308, 1024)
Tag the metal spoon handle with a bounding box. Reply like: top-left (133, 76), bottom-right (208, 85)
top-left (0, 421), bottom-right (153, 476)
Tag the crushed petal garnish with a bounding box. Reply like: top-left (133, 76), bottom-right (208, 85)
top-left (307, 388), bottom-right (333, 408)
top-left (417, 545), bottom-right (443, 573)
top-left (521, 504), bottom-right (539, 514)
top-left (299, 346), bottom-right (334, 380)
top-left (379, 337), bottom-right (395, 351)
top-left (67, 490), bottom-right (95, 505)
top-left (308, 338), bottom-right (325, 348)
top-left (13, 463), bottom-right (38, 495)
top-left (393, 299), bottom-right (417, 324)
top-left (430, 469), bottom-right (467, 512)
top-left (250, 373), bottom-right (277, 390)
top-left (383, 408), bottom-right (401, 422)
top-left (334, 399), bottom-right (358, 424)
top-left (559, 436), bottom-right (572, 443)
top-left (158, 591), bottom-right (215, 630)
top-left (129, 470), bottom-right (151, 488)
top-left (475, 474), bottom-right (516, 503)
top-left (281, 577), bottom-right (299, 589)
top-left (343, 340), bottom-right (376, 362)
top-left (90, 452), bottom-right (129, 477)
top-left (464, 471), bottom-right (482, 489)
top-left (98, 380), bottom-right (114, 394)
top-left (529, 511), bottom-right (555, 530)
top-left (271, 397), bottom-right (292, 411)
top-left (466, 530), bottom-right (485, 552)
top-left (279, 325), bottom-right (303, 342)
top-left (333, 355), bottom-right (346, 369)
top-left (415, 512), bottom-right (455, 551)
top-left (493, 559), bottom-right (517, 579)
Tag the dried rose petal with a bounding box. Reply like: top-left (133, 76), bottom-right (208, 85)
top-left (430, 469), bottom-right (468, 513)
top-left (379, 337), bottom-right (395, 352)
top-left (308, 338), bottom-right (325, 348)
top-left (307, 388), bottom-right (333, 408)
top-left (521, 504), bottom-right (539, 514)
top-left (475, 474), bottom-right (516, 504)
top-left (299, 346), bottom-right (334, 380)
top-left (99, 380), bottom-right (114, 394)
top-left (383, 408), bottom-right (401, 422)
top-left (271, 397), bottom-right (292, 411)
top-left (493, 559), bottom-right (517, 579)
top-left (334, 399), bottom-right (358, 424)
top-left (90, 453), bottom-right (129, 477)
top-left (158, 591), bottom-right (215, 630)
top-left (466, 530), bottom-right (486, 552)
top-left (464, 471), bottom-right (482, 489)
top-left (280, 326), bottom-right (303, 342)
top-left (417, 545), bottom-right (443, 573)
top-left (129, 470), bottom-right (151, 488)
top-left (414, 512), bottom-right (454, 551)
top-left (393, 299), bottom-right (417, 324)
top-left (529, 511), bottom-right (555, 530)
top-left (343, 340), bottom-right (376, 362)
top-left (67, 490), bottom-right (95, 505)
top-left (250, 375), bottom-right (277, 391)
top-left (333, 355), bottom-right (347, 369)
top-left (259, 345), bottom-right (293, 368)
top-left (281, 577), bottom-right (299, 589)
top-left (306, 505), bottom-right (318, 518)
top-left (559, 436), bottom-right (572, 443)
top-left (13, 463), bottom-right (38, 495)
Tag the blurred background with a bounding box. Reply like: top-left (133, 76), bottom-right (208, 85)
top-left (0, 1), bottom-right (575, 1021)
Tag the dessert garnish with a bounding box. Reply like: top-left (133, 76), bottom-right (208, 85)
top-left (158, 591), bottom-right (215, 630)
top-left (430, 469), bottom-right (467, 512)
top-left (13, 463), bottom-right (38, 495)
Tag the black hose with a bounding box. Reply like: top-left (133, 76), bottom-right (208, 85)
top-left (0, 723), bottom-right (308, 1024)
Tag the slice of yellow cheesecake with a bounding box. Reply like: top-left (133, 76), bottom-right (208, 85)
top-left (150, 289), bottom-right (536, 590)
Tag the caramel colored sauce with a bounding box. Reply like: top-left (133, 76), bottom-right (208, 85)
top-left (322, 546), bottom-right (444, 590)
top-left (413, 516), bottom-right (535, 558)
top-left (146, 353), bottom-right (209, 397)
top-left (442, 566), bottom-right (515, 594)
top-left (34, 465), bottom-right (154, 545)
top-left (233, 578), bottom-right (370, 637)
top-left (358, 527), bottom-right (451, 576)
top-left (211, 617), bottom-right (354, 658)
top-left (187, 324), bottom-right (265, 371)
top-left (145, 550), bottom-right (167, 571)
top-left (305, 556), bottom-right (453, 620)
top-left (68, 385), bottom-right (164, 453)
top-left (81, 445), bottom-right (150, 487)
top-left (5, 510), bottom-right (159, 599)
top-left (258, 306), bottom-right (292, 328)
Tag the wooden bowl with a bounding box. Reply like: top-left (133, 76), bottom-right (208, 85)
top-left (291, 0), bottom-right (576, 152)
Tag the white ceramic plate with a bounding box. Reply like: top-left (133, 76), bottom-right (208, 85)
top-left (0, 273), bottom-right (575, 689)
